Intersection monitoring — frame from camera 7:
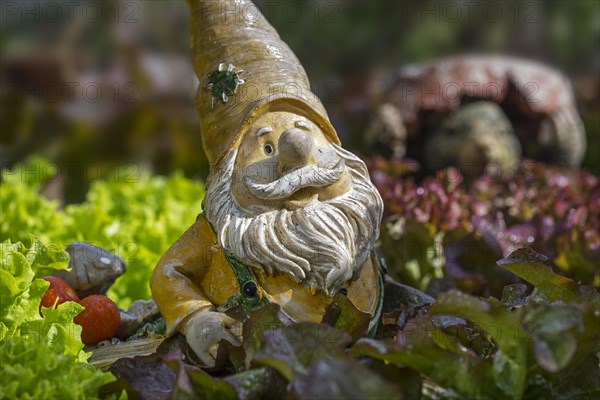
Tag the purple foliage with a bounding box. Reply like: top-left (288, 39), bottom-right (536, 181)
top-left (367, 157), bottom-right (599, 293)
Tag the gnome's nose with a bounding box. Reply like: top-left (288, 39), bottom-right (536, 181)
top-left (277, 128), bottom-right (314, 176)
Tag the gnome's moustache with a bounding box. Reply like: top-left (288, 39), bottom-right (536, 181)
top-left (244, 160), bottom-right (345, 200)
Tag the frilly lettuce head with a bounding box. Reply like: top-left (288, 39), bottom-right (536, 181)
top-left (0, 237), bottom-right (114, 399)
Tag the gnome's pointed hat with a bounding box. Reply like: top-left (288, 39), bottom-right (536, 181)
top-left (188, 0), bottom-right (340, 166)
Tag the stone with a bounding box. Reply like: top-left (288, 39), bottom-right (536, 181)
top-left (116, 299), bottom-right (161, 340)
top-left (55, 242), bottom-right (126, 298)
top-left (369, 55), bottom-right (587, 169)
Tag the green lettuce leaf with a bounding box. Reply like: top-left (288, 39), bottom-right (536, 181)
top-left (0, 159), bottom-right (63, 246)
top-left (1, 158), bottom-right (205, 308)
top-left (0, 336), bottom-right (114, 400)
top-left (1, 237), bottom-right (81, 351)
top-left (0, 237), bottom-right (115, 399)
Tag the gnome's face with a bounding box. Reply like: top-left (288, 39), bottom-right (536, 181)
top-left (203, 109), bottom-right (383, 294)
top-left (231, 111), bottom-right (353, 212)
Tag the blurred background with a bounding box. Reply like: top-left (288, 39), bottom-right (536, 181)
top-left (1, 0), bottom-right (599, 204)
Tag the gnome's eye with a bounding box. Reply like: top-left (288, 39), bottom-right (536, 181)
top-left (264, 144), bottom-right (274, 155)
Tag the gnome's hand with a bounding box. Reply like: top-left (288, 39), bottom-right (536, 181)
top-left (181, 311), bottom-right (242, 367)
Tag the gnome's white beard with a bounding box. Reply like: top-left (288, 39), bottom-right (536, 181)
top-left (203, 145), bottom-right (383, 295)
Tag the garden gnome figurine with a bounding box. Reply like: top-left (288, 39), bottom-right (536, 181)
top-left (151, 0), bottom-right (384, 367)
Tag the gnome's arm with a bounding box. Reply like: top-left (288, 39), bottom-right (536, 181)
top-left (150, 217), bottom-right (216, 336)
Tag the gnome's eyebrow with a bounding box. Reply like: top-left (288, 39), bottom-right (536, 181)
top-left (294, 120), bottom-right (311, 131)
top-left (255, 127), bottom-right (272, 137)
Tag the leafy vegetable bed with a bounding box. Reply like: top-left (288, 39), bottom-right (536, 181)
top-left (1, 159), bottom-right (598, 399)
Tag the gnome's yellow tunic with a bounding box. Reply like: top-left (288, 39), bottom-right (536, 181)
top-left (151, 214), bottom-right (383, 336)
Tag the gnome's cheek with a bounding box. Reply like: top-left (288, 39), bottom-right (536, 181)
top-left (315, 168), bottom-right (353, 201)
top-left (231, 165), bottom-right (272, 207)
top-left (230, 173), bottom-right (278, 211)
top-left (281, 168), bottom-right (352, 208)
